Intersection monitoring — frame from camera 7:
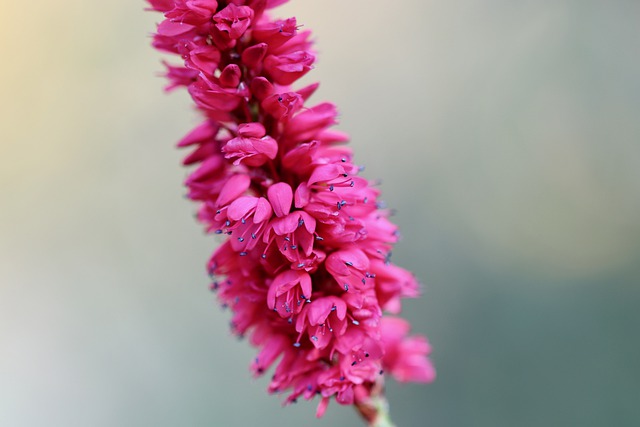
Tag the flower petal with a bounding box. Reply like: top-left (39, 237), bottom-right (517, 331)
top-left (267, 182), bottom-right (293, 217)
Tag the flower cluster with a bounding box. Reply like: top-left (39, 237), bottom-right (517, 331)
top-left (149, 0), bottom-right (434, 419)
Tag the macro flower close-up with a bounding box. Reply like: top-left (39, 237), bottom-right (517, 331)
top-left (147, 1), bottom-right (434, 423)
top-left (2, 1), bottom-right (640, 426)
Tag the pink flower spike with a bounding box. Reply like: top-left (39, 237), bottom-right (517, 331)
top-left (149, 0), bottom-right (434, 422)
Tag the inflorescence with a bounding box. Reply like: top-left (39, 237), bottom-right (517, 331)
top-left (148, 0), bottom-right (434, 420)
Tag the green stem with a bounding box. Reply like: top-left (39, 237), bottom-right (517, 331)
top-left (355, 394), bottom-right (397, 427)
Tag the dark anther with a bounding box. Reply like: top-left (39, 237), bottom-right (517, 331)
top-left (345, 261), bottom-right (353, 266)
top-left (238, 237), bottom-right (244, 242)
top-left (239, 251), bottom-right (248, 256)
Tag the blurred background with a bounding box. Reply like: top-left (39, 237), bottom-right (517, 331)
top-left (1, 0), bottom-right (639, 426)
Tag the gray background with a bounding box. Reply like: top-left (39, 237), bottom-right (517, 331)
top-left (1, 0), bottom-right (639, 426)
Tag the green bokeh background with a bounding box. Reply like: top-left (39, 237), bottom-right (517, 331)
top-left (1, 1), bottom-right (639, 426)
